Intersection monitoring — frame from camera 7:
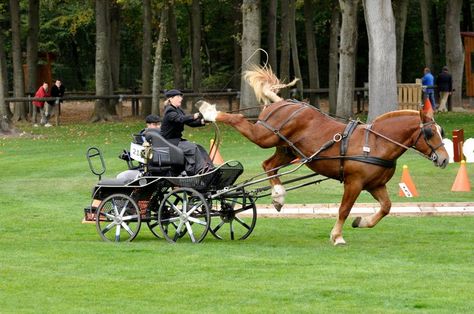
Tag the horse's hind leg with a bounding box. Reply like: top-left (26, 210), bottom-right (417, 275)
top-left (262, 147), bottom-right (296, 211)
top-left (352, 185), bottom-right (391, 228)
top-left (331, 182), bottom-right (362, 245)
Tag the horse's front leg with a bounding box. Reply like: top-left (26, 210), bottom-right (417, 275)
top-left (262, 147), bottom-right (296, 211)
top-left (331, 181), bottom-right (362, 245)
top-left (352, 185), bottom-right (391, 228)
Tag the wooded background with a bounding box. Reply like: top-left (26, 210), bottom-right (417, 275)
top-left (0, 0), bottom-right (471, 127)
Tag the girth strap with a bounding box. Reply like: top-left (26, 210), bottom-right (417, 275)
top-left (311, 155), bottom-right (396, 168)
top-left (339, 120), bottom-right (360, 181)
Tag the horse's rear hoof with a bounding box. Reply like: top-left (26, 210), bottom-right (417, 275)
top-left (332, 237), bottom-right (346, 246)
top-left (352, 216), bottom-right (362, 228)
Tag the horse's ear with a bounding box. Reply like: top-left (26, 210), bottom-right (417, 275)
top-left (419, 109), bottom-right (434, 122)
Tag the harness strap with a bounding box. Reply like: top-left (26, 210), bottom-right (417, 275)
top-left (256, 102), bottom-right (309, 159)
top-left (257, 119), bottom-right (308, 159)
top-left (339, 120), bottom-right (360, 181)
top-left (311, 155), bottom-right (396, 168)
top-left (363, 124), bottom-right (372, 157)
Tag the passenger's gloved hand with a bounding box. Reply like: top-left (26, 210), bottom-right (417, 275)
top-left (119, 150), bottom-right (132, 161)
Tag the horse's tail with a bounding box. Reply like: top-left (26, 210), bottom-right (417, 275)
top-left (243, 65), bottom-right (299, 105)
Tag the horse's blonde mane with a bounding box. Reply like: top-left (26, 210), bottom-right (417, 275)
top-left (373, 110), bottom-right (419, 123)
top-left (243, 65), bottom-right (299, 105)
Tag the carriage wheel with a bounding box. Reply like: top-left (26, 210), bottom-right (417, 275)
top-left (95, 193), bottom-right (141, 242)
top-left (158, 187), bottom-right (210, 243)
top-left (147, 192), bottom-right (183, 239)
top-left (210, 193), bottom-right (257, 240)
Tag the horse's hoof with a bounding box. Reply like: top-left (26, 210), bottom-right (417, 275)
top-left (333, 238), bottom-right (346, 246)
top-left (352, 216), bottom-right (362, 228)
top-left (272, 201), bottom-right (283, 212)
top-left (198, 101), bottom-right (217, 122)
top-left (330, 234), bottom-right (346, 246)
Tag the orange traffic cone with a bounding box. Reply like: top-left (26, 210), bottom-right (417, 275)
top-left (209, 139), bottom-right (224, 165)
top-left (399, 165), bottom-right (419, 197)
top-left (423, 97), bottom-right (434, 116)
top-left (451, 160), bottom-right (471, 192)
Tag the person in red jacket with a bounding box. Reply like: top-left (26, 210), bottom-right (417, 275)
top-left (32, 82), bottom-right (50, 127)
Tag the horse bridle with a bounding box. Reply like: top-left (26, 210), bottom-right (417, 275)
top-left (413, 121), bottom-right (445, 161)
top-left (368, 120), bottom-right (444, 162)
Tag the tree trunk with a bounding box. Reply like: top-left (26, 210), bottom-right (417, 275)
top-left (168, 5), bottom-right (184, 89)
top-left (445, 0), bottom-right (463, 109)
top-left (304, 0), bottom-right (320, 108)
top-left (92, 0), bottom-right (113, 122)
top-left (232, 0), bottom-right (242, 90)
top-left (108, 0), bottom-right (120, 114)
top-left (27, 0), bottom-right (39, 95)
top-left (10, 0), bottom-right (26, 121)
top-left (191, 0), bottom-right (202, 92)
top-left (0, 26), bottom-right (10, 118)
top-left (393, 0), bottom-right (408, 83)
top-left (364, 0), bottom-right (398, 122)
top-left (289, 0), bottom-right (303, 99)
top-left (0, 24), bottom-right (13, 134)
top-left (328, 0), bottom-right (340, 115)
top-left (336, 0), bottom-right (359, 119)
top-left (420, 0), bottom-right (433, 69)
top-left (240, 0), bottom-right (261, 117)
top-left (280, 0), bottom-right (290, 99)
top-left (267, 0), bottom-right (278, 71)
top-left (141, 0), bottom-right (152, 115)
top-left (152, 7), bottom-right (169, 115)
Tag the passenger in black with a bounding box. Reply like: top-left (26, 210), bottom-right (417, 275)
top-left (160, 89), bottom-right (213, 175)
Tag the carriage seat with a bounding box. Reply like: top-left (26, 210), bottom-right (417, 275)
top-left (143, 128), bottom-right (185, 174)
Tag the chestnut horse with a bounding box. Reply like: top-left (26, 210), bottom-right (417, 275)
top-left (199, 100), bottom-right (449, 245)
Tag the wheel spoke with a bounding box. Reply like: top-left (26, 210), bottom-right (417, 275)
top-left (115, 225), bottom-right (121, 241)
top-left (188, 216), bottom-right (207, 226)
top-left (233, 203), bottom-right (254, 214)
top-left (103, 212), bottom-right (116, 220)
top-left (168, 200), bottom-right (183, 216)
top-left (212, 220), bottom-right (225, 233)
top-left (229, 220), bottom-right (235, 240)
top-left (102, 221), bottom-right (117, 234)
top-left (121, 222), bottom-right (135, 236)
top-left (234, 216), bottom-right (251, 230)
top-left (122, 214), bottom-right (139, 221)
top-left (185, 222), bottom-right (196, 242)
top-left (187, 202), bottom-right (203, 216)
top-left (119, 199), bottom-right (130, 216)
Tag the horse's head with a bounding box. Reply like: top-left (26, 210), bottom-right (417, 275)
top-left (413, 110), bottom-right (449, 168)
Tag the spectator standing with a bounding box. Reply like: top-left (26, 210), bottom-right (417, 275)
top-left (437, 66), bottom-right (452, 112)
top-left (421, 67), bottom-right (436, 110)
top-left (46, 80), bottom-right (66, 127)
top-left (32, 82), bottom-right (50, 127)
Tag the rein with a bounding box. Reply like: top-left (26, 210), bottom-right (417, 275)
top-left (367, 120), bottom-right (442, 162)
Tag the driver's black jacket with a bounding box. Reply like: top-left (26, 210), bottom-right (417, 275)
top-left (160, 104), bottom-right (204, 145)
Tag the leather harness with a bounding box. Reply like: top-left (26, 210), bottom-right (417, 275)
top-left (256, 100), bottom-right (396, 182)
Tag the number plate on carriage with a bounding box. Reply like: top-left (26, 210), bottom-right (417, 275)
top-left (130, 143), bottom-right (145, 163)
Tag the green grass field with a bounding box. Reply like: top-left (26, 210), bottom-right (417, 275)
top-left (0, 112), bottom-right (473, 312)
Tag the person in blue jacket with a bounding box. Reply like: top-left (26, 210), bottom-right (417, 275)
top-left (422, 67), bottom-right (436, 110)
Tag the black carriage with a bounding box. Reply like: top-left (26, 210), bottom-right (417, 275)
top-left (85, 129), bottom-right (257, 243)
